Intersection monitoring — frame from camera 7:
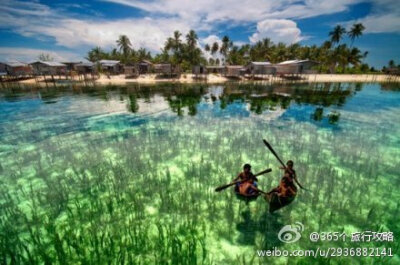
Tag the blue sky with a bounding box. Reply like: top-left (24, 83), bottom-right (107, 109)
top-left (0, 0), bottom-right (399, 68)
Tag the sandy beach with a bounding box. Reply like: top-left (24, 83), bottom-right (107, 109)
top-left (14, 73), bottom-right (400, 86)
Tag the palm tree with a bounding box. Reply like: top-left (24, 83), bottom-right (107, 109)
top-left (137, 48), bottom-right (152, 61)
top-left (116, 35), bottom-right (132, 58)
top-left (261, 38), bottom-right (273, 60)
top-left (273, 42), bottom-right (288, 63)
top-left (227, 46), bottom-right (242, 65)
top-left (86, 46), bottom-right (105, 62)
top-left (288, 43), bottom-right (300, 59)
top-left (348, 47), bottom-right (363, 67)
top-left (361, 51), bottom-right (369, 64)
top-left (322, 41), bottom-right (332, 50)
top-left (211, 42), bottom-right (219, 55)
top-left (173, 31), bottom-right (182, 47)
top-left (154, 48), bottom-right (170, 63)
top-left (250, 41), bottom-right (263, 61)
top-left (185, 30), bottom-right (201, 66)
top-left (165, 31), bottom-right (183, 64)
top-left (240, 44), bottom-right (251, 63)
top-left (300, 44), bottom-right (318, 61)
top-left (110, 48), bottom-right (120, 60)
top-left (186, 30), bottom-right (198, 49)
top-left (348, 23), bottom-right (365, 47)
top-left (329, 25), bottom-right (346, 45)
top-left (220, 36), bottom-right (231, 63)
top-left (333, 44), bottom-right (349, 72)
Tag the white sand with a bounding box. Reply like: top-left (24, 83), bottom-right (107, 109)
top-left (92, 73), bottom-right (400, 84)
top-left (16, 73), bottom-right (400, 85)
top-left (94, 73), bottom-right (228, 84)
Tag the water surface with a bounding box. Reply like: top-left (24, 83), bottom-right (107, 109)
top-left (0, 82), bottom-right (399, 264)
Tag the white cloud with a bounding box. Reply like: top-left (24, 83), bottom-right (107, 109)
top-left (201, 35), bottom-right (222, 47)
top-left (0, 1), bottom-right (193, 53)
top-left (26, 18), bottom-right (191, 51)
top-left (0, 0), bottom-right (364, 52)
top-left (0, 47), bottom-right (81, 62)
top-left (102, 0), bottom-right (362, 23)
top-left (233, 41), bottom-right (248, 47)
top-left (103, 0), bottom-right (400, 35)
top-left (199, 35), bottom-right (223, 61)
top-left (351, 14), bottom-right (400, 33)
top-left (249, 19), bottom-right (303, 44)
top-left (0, 0), bottom-right (399, 64)
top-left (345, 0), bottom-right (400, 34)
top-left (265, 0), bottom-right (363, 19)
top-left (0, 0), bottom-right (53, 16)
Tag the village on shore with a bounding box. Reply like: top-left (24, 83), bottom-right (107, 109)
top-left (0, 59), bottom-right (399, 85)
top-left (1, 24), bottom-right (400, 85)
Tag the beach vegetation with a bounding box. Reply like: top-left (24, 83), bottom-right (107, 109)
top-left (84, 23), bottom-right (379, 74)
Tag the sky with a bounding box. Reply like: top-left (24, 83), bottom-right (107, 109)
top-left (0, 0), bottom-right (399, 68)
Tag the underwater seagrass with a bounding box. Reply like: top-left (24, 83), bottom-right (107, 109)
top-left (0, 82), bottom-right (399, 265)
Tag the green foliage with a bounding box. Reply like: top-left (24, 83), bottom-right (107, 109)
top-left (312, 107), bottom-right (324, 121)
top-left (328, 111), bottom-right (341, 124)
top-left (329, 25), bottom-right (347, 44)
top-left (348, 23), bottom-right (365, 47)
top-left (85, 24), bottom-right (374, 73)
top-left (116, 35), bottom-right (132, 60)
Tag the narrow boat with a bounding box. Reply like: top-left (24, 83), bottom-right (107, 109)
top-left (265, 192), bottom-right (295, 213)
top-left (234, 191), bottom-right (260, 202)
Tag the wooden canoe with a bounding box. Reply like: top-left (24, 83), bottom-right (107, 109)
top-left (265, 192), bottom-right (295, 213)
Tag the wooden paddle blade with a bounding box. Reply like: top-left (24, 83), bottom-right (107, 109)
top-left (215, 182), bottom-right (235, 192)
top-left (255, 168), bottom-right (272, 176)
top-left (263, 139), bottom-right (286, 167)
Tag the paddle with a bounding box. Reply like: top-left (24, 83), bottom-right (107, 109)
top-left (263, 139), bottom-right (286, 168)
top-left (263, 139), bottom-right (310, 192)
top-left (215, 168), bottom-right (272, 192)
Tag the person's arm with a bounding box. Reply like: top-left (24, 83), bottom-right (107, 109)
top-left (249, 172), bottom-right (258, 182)
top-left (293, 173), bottom-right (305, 189)
top-left (233, 173), bottom-right (242, 182)
top-left (249, 184), bottom-right (266, 194)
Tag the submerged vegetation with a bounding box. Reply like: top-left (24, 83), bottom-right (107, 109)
top-left (0, 83), bottom-right (399, 264)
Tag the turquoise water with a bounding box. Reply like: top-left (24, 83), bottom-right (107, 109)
top-left (0, 82), bottom-right (399, 264)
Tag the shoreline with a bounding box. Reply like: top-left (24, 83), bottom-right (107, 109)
top-left (10, 73), bottom-right (400, 86)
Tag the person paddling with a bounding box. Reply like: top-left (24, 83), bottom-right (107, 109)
top-left (234, 164), bottom-right (265, 196)
top-left (267, 160), bottom-right (303, 198)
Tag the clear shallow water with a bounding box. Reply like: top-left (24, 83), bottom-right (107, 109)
top-left (0, 82), bottom-right (399, 264)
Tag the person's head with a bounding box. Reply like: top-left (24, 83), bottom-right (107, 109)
top-left (286, 160), bottom-right (294, 168)
top-left (243, 163), bottom-right (252, 173)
